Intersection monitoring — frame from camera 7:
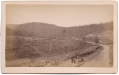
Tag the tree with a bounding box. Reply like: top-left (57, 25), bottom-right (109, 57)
top-left (63, 29), bottom-right (66, 38)
top-left (80, 34), bottom-right (86, 45)
top-left (94, 36), bottom-right (99, 44)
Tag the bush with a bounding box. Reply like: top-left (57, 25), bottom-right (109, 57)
top-left (94, 37), bottom-right (99, 44)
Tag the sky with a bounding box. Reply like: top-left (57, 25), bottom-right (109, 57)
top-left (6, 5), bottom-right (113, 27)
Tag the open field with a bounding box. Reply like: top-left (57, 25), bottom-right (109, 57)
top-left (5, 36), bottom-right (113, 67)
top-left (6, 44), bottom-right (103, 67)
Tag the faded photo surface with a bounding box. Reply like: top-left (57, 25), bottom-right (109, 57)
top-left (6, 5), bottom-right (113, 67)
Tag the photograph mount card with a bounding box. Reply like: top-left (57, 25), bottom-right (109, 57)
top-left (1, 1), bottom-right (118, 74)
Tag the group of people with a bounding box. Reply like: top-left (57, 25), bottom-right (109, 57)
top-left (71, 54), bottom-right (84, 63)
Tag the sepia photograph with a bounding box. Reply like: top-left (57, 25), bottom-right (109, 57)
top-left (1, 1), bottom-right (118, 73)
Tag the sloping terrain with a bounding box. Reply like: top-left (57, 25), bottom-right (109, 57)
top-left (6, 21), bottom-right (113, 38)
top-left (6, 39), bottom-right (102, 67)
top-left (81, 44), bottom-right (113, 67)
top-left (5, 21), bottom-right (113, 67)
top-left (6, 36), bottom-right (93, 61)
top-left (85, 30), bottom-right (113, 44)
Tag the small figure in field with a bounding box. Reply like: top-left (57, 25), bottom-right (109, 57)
top-left (78, 58), bottom-right (84, 62)
top-left (71, 58), bottom-right (76, 63)
top-left (55, 58), bottom-right (59, 63)
top-left (71, 54), bottom-right (78, 63)
top-left (81, 58), bottom-right (84, 61)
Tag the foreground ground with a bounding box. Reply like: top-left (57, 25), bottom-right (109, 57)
top-left (80, 44), bottom-right (113, 67)
top-left (6, 44), bottom-right (113, 67)
top-left (5, 36), bottom-right (113, 67)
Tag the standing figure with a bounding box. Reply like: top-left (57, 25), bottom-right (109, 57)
top-left (71, 56), bottom-right (76, 63)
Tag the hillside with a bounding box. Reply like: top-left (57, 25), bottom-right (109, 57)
top-left (6, 21), bottom-right (113, 67)
top-left (6, 21), bottom-right (113, 39)
top-left (85, 30), bottom-right (113, 44)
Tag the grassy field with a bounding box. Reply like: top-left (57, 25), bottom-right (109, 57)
top-left (6, 36), bottom-right (103, 67)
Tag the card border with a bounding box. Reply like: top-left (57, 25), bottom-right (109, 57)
top-left (1, 1), bottom-right (118, 74)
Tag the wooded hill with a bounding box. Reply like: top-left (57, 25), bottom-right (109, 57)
top-left (6, 21), bottom-right (113, 39)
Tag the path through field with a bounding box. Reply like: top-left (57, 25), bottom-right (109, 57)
top-left (81, 44), bottom-right (111, 67)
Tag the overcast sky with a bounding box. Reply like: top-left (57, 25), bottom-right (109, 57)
top-left (6, 5), bottom-right (113, 27)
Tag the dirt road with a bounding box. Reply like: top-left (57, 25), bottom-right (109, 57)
top-left (80, 44), bottom-right (112, 67)
top-left (52, 40), bottom-right (113, 67)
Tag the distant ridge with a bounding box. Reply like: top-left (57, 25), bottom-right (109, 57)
top-left (6, 21), bottom-right (113, 38)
